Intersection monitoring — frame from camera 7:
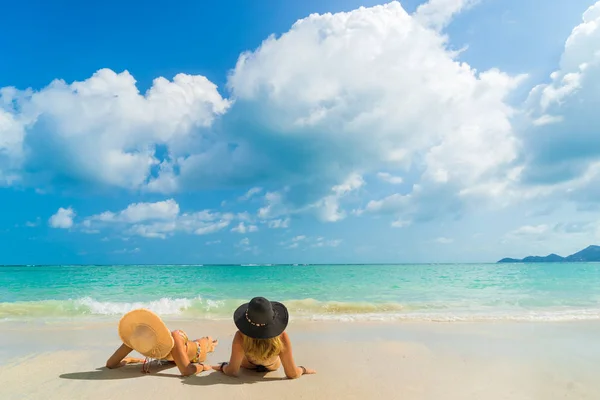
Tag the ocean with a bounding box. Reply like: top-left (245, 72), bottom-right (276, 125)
top-left (2, 263), bottom-right (600, 322)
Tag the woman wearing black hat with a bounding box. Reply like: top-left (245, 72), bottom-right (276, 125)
top-left (213, 297), bottom-right (316, 379)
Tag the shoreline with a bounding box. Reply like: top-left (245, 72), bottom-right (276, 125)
top-left (2, 319), bottom-right (600, 399)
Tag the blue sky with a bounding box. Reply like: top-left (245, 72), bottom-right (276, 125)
top-left (1, 0), bottom-right (600, 264)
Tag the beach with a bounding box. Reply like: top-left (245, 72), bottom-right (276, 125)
top-left (3, 264), bottom-right (600, 398)
top-left (2, 319), bottom-right (600, 399)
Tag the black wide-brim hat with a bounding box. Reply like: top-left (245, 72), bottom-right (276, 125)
top-left (234, 297), bottom-right (289, 339)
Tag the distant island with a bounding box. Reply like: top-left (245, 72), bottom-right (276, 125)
top-left (497, 245), bottom-right (600, 263)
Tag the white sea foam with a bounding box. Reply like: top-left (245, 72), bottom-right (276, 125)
top-left (76, 297), bottom-right (195, 315)
top-left (2, 297), bottom-right (600, 323)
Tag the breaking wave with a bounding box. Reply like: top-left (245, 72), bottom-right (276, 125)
top-left (1, 297), bottom-right (600, 322)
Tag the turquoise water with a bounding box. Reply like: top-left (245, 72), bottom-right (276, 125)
top-left (2, 263), bottom-right (600, 322)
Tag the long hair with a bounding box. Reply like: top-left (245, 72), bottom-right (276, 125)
top-left (242, 333), bottom-right (284, 361)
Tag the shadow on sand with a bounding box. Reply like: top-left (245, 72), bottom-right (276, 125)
top-left (59, 362), bottom-right (179, 381)
top-left (60, 363), bottom-right (286, 386)
top-left (181, 370), bottom-right (286, 387)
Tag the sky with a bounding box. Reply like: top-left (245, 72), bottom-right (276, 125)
top-left (1, 0), bottom-right (600, 264)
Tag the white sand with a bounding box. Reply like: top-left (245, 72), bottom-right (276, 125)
top-left (1, 319), bottom-right (600, 399)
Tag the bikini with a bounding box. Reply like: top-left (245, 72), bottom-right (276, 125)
top-left (246, 355), bottom-right (280, 372)
top-left (174, 330), bottom-right (203, 363)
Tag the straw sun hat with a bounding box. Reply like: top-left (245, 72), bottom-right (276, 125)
top-left (118, 309), bottom-right (174, 359)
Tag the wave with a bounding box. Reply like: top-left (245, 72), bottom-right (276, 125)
top-left (1, 297), bottom-right (600, 322)
top-left (0, 297), bottom-right (411, 318)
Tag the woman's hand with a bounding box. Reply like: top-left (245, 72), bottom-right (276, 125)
top-left (199, 363), bottom-right (212, 372)
top-left (212, 362), bottom-right (228, 372)
top-left (123, 357), bottom-right (145, 364)
top-left (300, 366), bottom-right (317, 375)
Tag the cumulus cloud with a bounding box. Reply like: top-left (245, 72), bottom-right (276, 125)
top-left (312, 173), bottom-right (364, 222)
top-left (257, 191), bottom-right (289, 219)
top-left (507, 224), bottom-right (550, 238)
top-left (504, 221), bottom-right (600, 246)
top-left (267, 218), bottom-right (290, 229)
top-left (414, 0), bottom-right (478, 31)
top-left (279, 235), bottom-right (306, 249)
top-left (311, 237), bottom-right (342, 248)
top-left (0, 69), bottom-right (229, 191)
top-left (87, 199), bottom-right (180, 223)
top-left (49, 207), bottom-right (75, 229)
top-left (239, 187), bottom-right (263, 201)
top-left (391, 218), bottom-right (411, 228)
top-left (9, 0), bottom-right (588, 229)
top-left (377, 172), bottom-right (403, 184)
top-left (517, 1), bottom-right (600, 208)
top-left (0, 106), bottom-right (25, 186)
top-left (434, 237), bottom-right (454, 244)
top-left (279, 235), bottom-right (341, 249)
top-left (231, 222), bottom-right (259, 234)
top-left (113, 247), bottom-right (141, 254)
top-left (236, 237), bottom-right (259, 253)
top-left (226, 1), bottom-right (524, 222)
top-left (80, 200), bottom-right (235, 239)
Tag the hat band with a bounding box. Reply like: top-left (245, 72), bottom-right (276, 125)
top-left (245, 309), bottom-right (268, 327)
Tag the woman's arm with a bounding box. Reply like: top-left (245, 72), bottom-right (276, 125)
top-left (106, 343), bottom-right (135, 369)
top-left (279, 332), bottom-right (316, 379)
top-left (171, 331), bottom-right (211, 376)
top-left (213, 331), bottom-right (245, 377)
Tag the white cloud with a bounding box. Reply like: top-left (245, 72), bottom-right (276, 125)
top-left (532, 114), bottom-right (563, 126)
top-left (519, 1), bottom-right (600, 205)
top-left (279, 235), bottom-right (305, 249)
top-left (126, 222), bottom-right (177, 239)
top-left (0, 106), bottom-right (25, 186)
top-left (0, 69), bottom-right (229, 191)
top-left (313, 173), bottom-right (364, 222)
top-left (391, 218), bottom-right (411, 228)
top-left (504, 221), bottom-right (600, 245)
top-left (364, 192), bottom-right (410, 215)
top-left (231, 222), bottom-right (259, 234)
top-left (24, 218), bottom-right (40, 228)
top-left (113, 247), bottom-right (141, 254)
top-left (227, 2), bottom-right (524, 222)
top-left (236, 237), bottom-right (259, 253)
top-left (279, 235), bottom-right (341, 249)
top-left (377, 172), bottom-right (403, 184)
top-left (508, 224), bottom-right (550, 237)
top-left (6, 0), bottom-right (582, 230)
top-left (79, 200), bottom-right (235, 239)
top-left (239, 187), bottom-right (263, 201)
top-left (267, 218), bottom-right (290, 229)
top-left (414, 0), bottom-right (478, 31)
top-left (257, 190), bottom-right (289, 219)
top-left (49, 207), bottom-right (75, 229)
top-left (311, 238), bottom-right (342, 248)
top-left (205, 240), bottom-right (221, 245)
top-left (88, 199), bottom-right (180, 223)
top-left (434, 237), bottom-right (454, 244)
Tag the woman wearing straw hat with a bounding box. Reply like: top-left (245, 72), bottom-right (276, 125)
top-left (106, 308), bottom-right (218, 376)
top-left (213, 297), bottom-right (316, 379)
